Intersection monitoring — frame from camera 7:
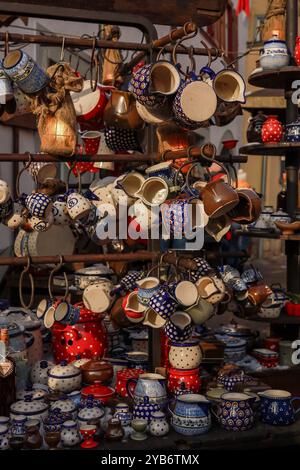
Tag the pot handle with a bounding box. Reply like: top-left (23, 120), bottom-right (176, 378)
top-left (291, 397), bottom-right (300, 414)
top-left (126, 378), bottom-right (138, 400)
top-left (24, 331), bottom-right (34, 349)
top-left (211, 403), bottom-right (220, 420)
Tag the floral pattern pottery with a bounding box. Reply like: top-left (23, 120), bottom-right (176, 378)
top-left (285, 117), bottom-right (300, 142)
top-left (127, 373), bottom-right (167, 407)
top-left (114, 403), bottom-right (132, 426)
top-left (258, 390), bottom-right (300, 425)
top-left (30, 360), bottom-right (54, 386)
top-left (169, 393), bottom-right (211, 436)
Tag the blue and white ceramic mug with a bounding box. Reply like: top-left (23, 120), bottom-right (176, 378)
top-left (25, 192), bottom-right (53, 219)
top-left (129, 60), bottom-right (180, 108)
top-left (136, 276), bottom-right (160, 306)
top-left (148, 286), bottom-right (178, 320)
top-left (3, 50), bottom-right (49, 94)
top-left (163, 311), bottom-right (193, 342)
top-left (54, 301), bottom-right (80, 326)
top-left (258, 390), bottom-right (300, 425)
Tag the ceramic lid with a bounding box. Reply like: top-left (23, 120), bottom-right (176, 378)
top-left (81, 384), bottom-right (115, 400)
top-left (50, 398), bottom-right (76, 413)
top-left (81, 360), bottom-right (113, 373)
top-left (62, 419), bottom-right (77, 429)
top-left (0, 424), bottom-right (8, 435)
top-left (75, 264), bottom-right (113, 276)
top-left (151, 410), bottom-right (165, 419)
top-left (115, 402), bottom-right (129, 411)
top-left (116, 368), bottom-right (144, 379)
top-left (216, 323), bottom-right (253, 336)
top-left (71, 358), bottom-right (91, 369)
top-left (17, 388), bottom-right (47, 401)
top-left (78, 406), bottom-right (104, 421)
top-left (48, 361), bottom-right (81, 379)
top-left (10, 397), bottom-right (49, 416)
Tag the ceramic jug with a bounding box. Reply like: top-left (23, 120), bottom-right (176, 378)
top-left (214, 392), bottom-right (254, 431)
top-left (169, 393), bottom-right (211, 436)
top-left (127, 373), bottom-right (167, 407)
top-left (258, 390), bottom-right (300, 425)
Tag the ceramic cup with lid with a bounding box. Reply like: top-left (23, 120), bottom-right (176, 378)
top-left (48, 361), bottom-right (82, 393)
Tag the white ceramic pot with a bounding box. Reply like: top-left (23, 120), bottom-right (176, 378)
top-left (30, 360), bottom-right (54, 386)
top-left (169, 340), bottom-right (202, 369)
top-left (61, 420), bottom-right (81, 447)
top-left (48, 362), bottom-right (82, 393)
top-left (50, 399), bottom-right (77, 418)
top-left (149, 410), bottom-right (169, 436)
top-left (10, 397), bottom-right (49, 421)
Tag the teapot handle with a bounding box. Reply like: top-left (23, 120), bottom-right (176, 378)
top-left (126, 378), bottom-right (138, 400)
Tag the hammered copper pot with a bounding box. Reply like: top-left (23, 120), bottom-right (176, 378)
top-left (103, 90), bottom-right (144, 130)
top-left (81, 359), bottom-right (114, 385)
top-left (228, 189), bottom-right (262, 224)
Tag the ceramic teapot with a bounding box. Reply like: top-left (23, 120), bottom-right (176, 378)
top-left (127, 373), bottom-right (167, 407)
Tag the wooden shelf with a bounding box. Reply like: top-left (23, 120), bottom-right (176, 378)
top-left (249, 314), bottom-right (300, 324)
top-left (239, 142), bottom-right (300, 156)
top-left (248, 66), bottom-right (300, 89)
top-left (235, 230), bottom-right (300, 241)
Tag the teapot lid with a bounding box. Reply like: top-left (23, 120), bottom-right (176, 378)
top-left (81, 359), bottom-right (113, 373)
top-left (177, 393), bottom-right (210, 404)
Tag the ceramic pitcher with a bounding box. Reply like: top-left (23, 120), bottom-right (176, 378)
top-left (169, 393), bottom-right (211, 436)
top-left (126, 373), bottom-right (167, 406)
top-left (214, 392), bottom-right (254, 431)
top-left (258, 390), bottom-right (300, 425)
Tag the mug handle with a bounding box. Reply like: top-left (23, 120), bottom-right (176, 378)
top-left (291, 397), bottom-right (300, 414)
top-left (126, 378), bottom-right (138, 399)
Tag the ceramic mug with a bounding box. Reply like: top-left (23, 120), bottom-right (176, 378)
top-left (186, 298), bottom-right (215, 324)
top-left (26, 161), bottom-right (58, 184)
top-left (122, 290), bottom-right (147, 323)
top-left (200, 179), bottom-right (239, 219)
top-left (83, 280), bottom-right (115, 314)
top-left (136, 177), bottom-right (169, 206)
top-left (161, 196), bottom-right (208, 237)
top-left (248, 285), bottom-right (273, 306)
top-left (81, 131), bottom-right (101, 155)
top-left (54, 301), bottom-right (81, 325)
top-left (0, 197), bottom-right (13, 221)
top-left (116, 172), bottom-right (145, 199)
top-left (3, 50), bottom-right (49, 94)
top-left (129, 60), bottom-right (180, 107)
top-left (228, 189), bottom-right (261, 225)
top-left (205, 214), bottom-right (231, 242)
top-left (172, 74), bottom-right (217, 129)
top-left (143, 308), bottom-right (167, 329)
top-left (104, 127), bottom-right (143, 152)
top-left (163, 311), bottom-right (193, 342)
top-left (0, 179), bottom-right (11, 204)
top-left (196, 275), bottom-right (225, 304)
top-left (25, 193), bottom-right (53, 219)
top-left (258, 390), bottom-right (300, 425)
top-left (27, 215), bottom-right (53, 232)
top-left (136, 276), bottom-right (160, 305)
top-left (0, 62), bottom-right (14, 103)
top-left (213, 69), bottom-right (246, 104)
top-left (52, 198), bottom-right (72, 225)
top-left (66, 192), bottom-right (91, 220)
top-left (148, 286), bottom-right (178, 320)
top-left (168, 280), bottom-right (199, 307)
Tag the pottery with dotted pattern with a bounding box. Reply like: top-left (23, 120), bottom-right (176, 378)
top-left (149, 410), bottom-right (169, 437)
top-left (51, 303), bottom-right (108, 363)
top-left (61, 420), bottom-right (81, 447)
top-left (30, 360), bottom-right (54, 385)
top-left (167, 367), bottom-right (201, 395)
top-left (48, 361), bottom-right (82, 393)
top-left (294, 37), bottom-right (300, 66)
top-left (261, 115), bottom-right (283, 143)
top-left (168, 340), bottom-right (202, 370)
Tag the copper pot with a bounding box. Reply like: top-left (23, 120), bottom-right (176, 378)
top-left (81, 359), bottom-right (114, 385)
top-left (103, 90), bottom-right (144, 130)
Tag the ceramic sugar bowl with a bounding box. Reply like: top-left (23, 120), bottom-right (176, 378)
top-left (77, 395), bottom-right (105, 426)
top-left (30, 360), bottom-right (54, 386)
top-left (50, 397), bottom-right (77, 419)
top-left (10, 396), bottom-right (49, 421)
top-left (61, 420), bottom-right (81, 447)
top-left (48, 361), bottom-right (82, 393)
top-left (149, 410), bottom-right (169, 437)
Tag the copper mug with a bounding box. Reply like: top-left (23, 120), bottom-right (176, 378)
top-left (103, 90), bottom-right (144, 130)
top-left (198, 179), bottom-right (239, 219)
top-left (228, 189), bottom-right (261, 224)
top-left (248, 284), bottom-right (273, 306)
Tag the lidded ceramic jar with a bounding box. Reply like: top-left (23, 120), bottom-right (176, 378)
top-left (10, 415), bottom-right (27, 436)
top-left (78, 395), bottom-right (105, 425)
top-left (168, 340), bottom-right (202, 370)
top-left (81, 359), bottom-right (114, 385)
top-left (30, 360), bottom-right (54, 385)
top-left (10, 396), bottom-right (49, 421)
top-left (149, 410), bottom-right (169, 437)
top-left (61, 420), bottom-right (81, 447)
top-left (260, 32), bottom-right (289, 70)
top-left (50, 397), bottom-right (77, 418)
top-left (48, 361), bottom-right (82, 393)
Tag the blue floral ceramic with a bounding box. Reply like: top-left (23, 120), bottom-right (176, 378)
top-left (163, 311), bottom-right (193, 342)
top-left (148, 286), bottom-right (178, 319)
top-left (120, 270), bottom-right (144, 292)
top-left (169, 393), bottom-right (211, 436)
top-left (285, 117), bottom-right (300, 142)
top-left (127, 373), bottom-right (167, 406)
top-left (55, 302), bottom-right (80, 326)
top-left (3, 50), bottom-right (49, 94)
top-left (133, 396), bottom-right (161, 422)
top-left (217, 393), bottom-right (254, 431)
top-left (10, 416), bottom-right (27, 437)
top-left (137, 276), bottom-right (160, 305)
top-left (67, 390), bottom-right (82, 408)
top-left (114, 403), bottom-right (132, 426)
top-left (259, 390), bottom-right (300, 425)
top-left (25, 193), bottom-right (52, 218)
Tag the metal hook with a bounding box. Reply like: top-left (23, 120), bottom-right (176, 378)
top-left (4, 32), bottom-right (9, 57)
top-left (200, 40), bottom-right (212, 69)
top-left (16, 152), bottom-right (33, 198)
top-left (60, 36), bottom-right (66, 62)
top-left (48, 255), bottom-right (69, 301)
top-left (66, 163), bottom-right (82, 194)
top-left (90, 37), bottom-right (98, 92)
top-left (19, 256), bottom-right (35, 309)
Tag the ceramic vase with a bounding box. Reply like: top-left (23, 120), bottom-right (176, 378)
top-left (261, 115), bottom-right (283, 143)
